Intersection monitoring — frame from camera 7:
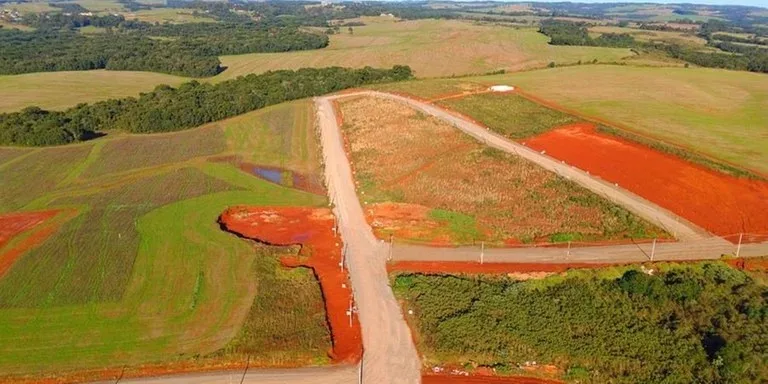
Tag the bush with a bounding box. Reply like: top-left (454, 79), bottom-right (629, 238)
top-left (395, 262), bottom-right (768, 383)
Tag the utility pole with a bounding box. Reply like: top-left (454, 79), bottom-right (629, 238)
top-left (566, 241), bottom-right (571, 259)
top-left (650, 238), bottom-right (657, 261)
top-left (480, 241), bottom-right (485, 264)
top-left (340, 243), bottom-right (346, 272)
top-left (388, 234), bottom-right (393, 261)
top-left (348, 299), bottom-right (354, 327)
top-left (736, 233), bottom-right (743, 257)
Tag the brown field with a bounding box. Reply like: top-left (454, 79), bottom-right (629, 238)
top-left (338, 96), bottom-right (665, 245)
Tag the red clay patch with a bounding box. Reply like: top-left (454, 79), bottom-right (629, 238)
top-left (389, 261), bottom-right (613, 275)
top-left (219, 206), bottom-right (362, 364)
top-left (0, 210), bottom-right (70, 277)
top-left (524, 123), bottom-right (768, 240)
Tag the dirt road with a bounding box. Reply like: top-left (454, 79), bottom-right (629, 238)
top-left (99, 366), bottom-right (357, 384)
top-left (316, 97), bottom-right (421, 383)
top-left (391, 237), bottom-right (768, 263)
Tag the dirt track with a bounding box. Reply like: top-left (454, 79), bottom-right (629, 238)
top-left (316, 96), bottom-right (422, 383)
top-left (103, 365), bottom-right (358, 384)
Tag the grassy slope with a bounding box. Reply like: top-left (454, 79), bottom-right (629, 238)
top-left (376, 66), bottom-right (768, 176)
top-left (486, 66), bottom-right (768, 175)
top-left (0, 70), bottom-right (188, 113)
top-left (214, 17), bottom-right (634, 82)
top-left (0, 100), bottom-right (330, 375)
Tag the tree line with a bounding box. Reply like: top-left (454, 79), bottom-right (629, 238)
top-left (539, 20), bottom-right (636, 47)
top-left (394, 262), bottom-right (768, 383)
top-left (538, 19), bottom-right (768, 73)
top-left (0, 65), bottom-right (413, 146)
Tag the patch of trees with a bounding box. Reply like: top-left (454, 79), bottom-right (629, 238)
top-left (48, 2), bottom-right (89, 14)
top-left (0, 21), bottom-right (329, 76)
top-left (0, 29), bottom-right (222, 76)
top-left (395, 262), bottom-right (768, 383)
top-left (21, 12), bottom-right (125, 29)
top-left (713, 33), bottom-right (768, 46)
top-left (0, 65), bottom-right (413, 146)
top-left (539, 20), bottom-right (636, 48)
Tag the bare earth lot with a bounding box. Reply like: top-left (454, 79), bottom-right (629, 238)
top-left (338, 96), bottom-right (665, 245)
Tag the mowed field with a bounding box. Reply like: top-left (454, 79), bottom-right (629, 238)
top-left (0, 100), bottom-right (332, 377)
top-left (215, 17), bottom-right (634, 81)
top-left (375, 65), bottom-right (768, 176)
top-left (0, 70), bottom-right (188, 113)
top-left (338, 96), bottom-right (665, 246)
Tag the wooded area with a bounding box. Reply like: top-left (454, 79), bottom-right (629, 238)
top-left (395, 263), bottom-right (768, 383)
top-left (0, 65), bottom-right (413, 146)
top-left (0, 20), bottom-right (329, 77)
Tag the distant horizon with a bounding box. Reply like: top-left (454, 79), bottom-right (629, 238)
top-left (439, 0), bottom-right (768, 9)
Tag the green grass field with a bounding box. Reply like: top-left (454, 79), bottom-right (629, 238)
top-left (0, 70), bottom-right (188, 113)
top-left (438, 93), bottom-right (581, 139)
top-left (214, 17), bottom-right (634, 82)
top-left (125, 8), bottom-right (216, 24)
top-left (377, 65), bottom-right (768, 176)
top-left (0, 100), bottom-right (331, 377)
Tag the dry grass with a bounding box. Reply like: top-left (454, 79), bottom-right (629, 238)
top-left (589, 25), bottom-right (707, 47)
top-left (214, 17), bottom-right (633, 82)
top-left (0, 70), bottom-right (187, 113)
top-left (339, 96), bottom-right (664, 245)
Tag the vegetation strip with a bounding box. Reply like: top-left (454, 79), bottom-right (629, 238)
top-left (0, 65), bottom-right (412, 146)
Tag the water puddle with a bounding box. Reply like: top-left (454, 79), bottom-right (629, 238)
top-left (209, 156), bottom-right (325, 195)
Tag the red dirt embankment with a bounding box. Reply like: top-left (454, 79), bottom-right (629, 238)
top-left (389, 261), bottom-right (613, 275)
top-left (0, 210), bottom-right (70, 277)
top-left (524, 123), bottom-right (768, 240)
top-left (219, 206), bottom-right (362, 364)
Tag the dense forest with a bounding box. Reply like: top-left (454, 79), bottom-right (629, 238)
top-left (395, 263), bottom-right (768, 383)
top-left (0, 18), bottom-right (329, 77)
top-left (0, 65), bottom-right (413, 146)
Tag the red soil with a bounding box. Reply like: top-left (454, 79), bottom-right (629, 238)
top-left (389, 261), bottom-right (613, 275)
top-left (0, 210), bottom-right (69, 277)
top-left (219, 206), bottom-right (362, 364)
top-left (524, 123), bottom-right (768, 240)
top-left (513, 89), bottom-right (762, 179)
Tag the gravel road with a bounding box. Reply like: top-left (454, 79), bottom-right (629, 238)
top-left (316, 96), bottom-right (421, 384)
